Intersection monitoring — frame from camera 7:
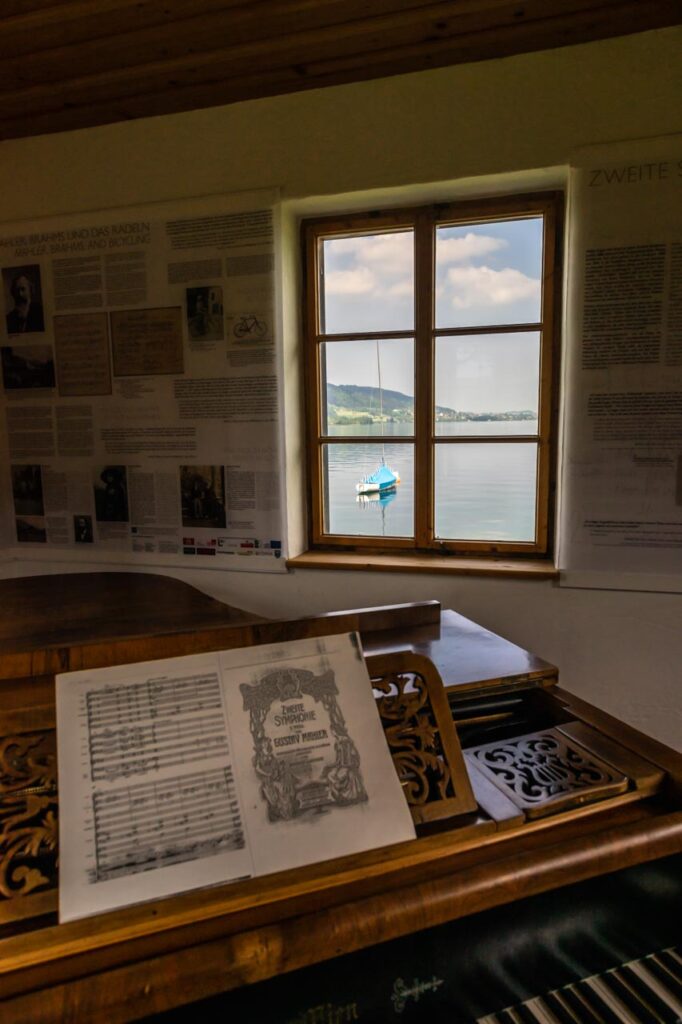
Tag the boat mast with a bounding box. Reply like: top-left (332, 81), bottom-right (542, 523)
top-left (376, 339), bottom-right (385, 462)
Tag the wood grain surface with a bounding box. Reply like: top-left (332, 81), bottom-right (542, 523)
top-left (0, 576), bottom-right (680, 1023)
top-left (0, 1), bottom-right (679, 139)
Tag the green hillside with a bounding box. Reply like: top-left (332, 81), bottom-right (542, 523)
top-left (327, 384), bottom-right (414, 423)
top-left (326, 383), bottom-right (535, 424)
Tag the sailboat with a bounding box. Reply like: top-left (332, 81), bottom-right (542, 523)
top-left (356, 341), bottom-right (401, 495)
top-left (356, 461), bottom-right (401, 495)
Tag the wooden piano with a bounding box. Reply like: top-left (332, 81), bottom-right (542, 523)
top-left (0, 574), bottom-right (680, 1022)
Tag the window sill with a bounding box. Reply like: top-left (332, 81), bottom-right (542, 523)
top-left (286, 551), bottom-right (559, 579)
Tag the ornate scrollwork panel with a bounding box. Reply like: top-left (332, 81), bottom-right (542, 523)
top-left (0, 731), bottom-right (58, 900)
top-left (367, 652), bottom-right (477, 825)
top-left (373, 667), bottom-right (454, 807)
top-left (468, 727), bottom-right (629, 818)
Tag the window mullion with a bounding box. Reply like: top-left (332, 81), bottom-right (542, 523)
top-left (414, 210), bottom-right (434, 548)
top-left (304, 229), bottom-right (325, 544)
top-left (536, 198), bottom-right (560, 553)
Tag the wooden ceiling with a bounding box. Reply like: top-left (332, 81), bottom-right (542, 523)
top-left (0, 0), bottom-right (679, 142)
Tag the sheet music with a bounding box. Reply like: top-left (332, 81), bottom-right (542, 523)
top-left (219, 633), bottom-right (415, 877)
top-left (57, 635), bottom-right (415, 922)
top-left (57, 653), bottom-right (253, 922)
top-left (85, 673), bottom-right (228, 780)
top-left (91, 768), bottom-right (244, 881)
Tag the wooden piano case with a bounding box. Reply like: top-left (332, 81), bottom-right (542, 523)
top-left (0, 574), bottom-right (680, 1022)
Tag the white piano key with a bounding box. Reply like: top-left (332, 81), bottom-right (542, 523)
top-left (628, 960), bottom-right (682, 1018)
top-left (586, 974), bottom-right (642, 1024)
top-left (478, 949), bottom-right (682, 1024)
top-left (646, 952), bottom-right (682, 1001)
top-left (562, 984), bottom-right (604, 1023)
top-left (524, 995), bottom-right (564, 1024)
top-left (505, 1009), bottom-right (529, 1024)
top-left (668, 948), bottom-right (682, 967)
top-left (544, 989), bottom-right (583, 1024)
top-left (603, 967), bottom-right (661, 1024)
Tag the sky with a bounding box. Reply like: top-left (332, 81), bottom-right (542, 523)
top-left (321, 217), bottom-right (543, 414)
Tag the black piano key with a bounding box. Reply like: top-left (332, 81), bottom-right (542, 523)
top-left (576, 979), bottom-right (626, 1024)
top-left (635, 961), bottom-right (682, 1017)
top-left (648, 953), bottom-right (682, 1001)
top-left (496, 1009), bottom-right (521, 1024)
top-left (513, 1002), bottom-right (541, 1024)
top-left (588, 976), bottom-right (645, 1024)
top-left (544, 991), bottom-right (581, 1024)
top-left (620, 964), bottom-right (679, 1023)
top-left (572, 980), bottom-right (616, 1024)
top-left (599, 970), bottom-right (660, 1024)
top-left (659, 948), bottom-right (682, 974)
top-left (526, 999), bottom-right (565, 1024)
top-left (560, 985), bottom-right (604, 1024)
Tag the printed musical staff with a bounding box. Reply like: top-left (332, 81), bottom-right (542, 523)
top-left (57, 633), bottom-right (413, 922)
top-left (85, 673), bottom-right (228, 782)
top-left (85, 673), bottom-right (222, 728)
top-left (91, 767), bottom-right (244, 882)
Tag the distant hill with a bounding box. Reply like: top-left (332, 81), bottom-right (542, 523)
top-left (326, 383), bottom-right (535, 424)
top-left (327, 383), bottom-right (415, 423)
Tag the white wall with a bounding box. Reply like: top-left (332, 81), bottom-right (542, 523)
top-left (1, 28), bottom-right (681, 749)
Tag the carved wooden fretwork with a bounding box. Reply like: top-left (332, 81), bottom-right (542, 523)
top-left (466, 727), bottom-right (629, 818)
top-left (366, 652), bottom-right (477, 826)
top-left (0, 731), bottom-right (58, 900)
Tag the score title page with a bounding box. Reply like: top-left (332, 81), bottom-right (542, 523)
top-left (57, 634), bottom-right (415, 922)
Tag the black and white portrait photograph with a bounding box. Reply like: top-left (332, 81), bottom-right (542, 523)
top-left (93, 466), bottom-right (129, 523)
top-left (11, 464), bottom-right (44, 517)
top-left (74, 514), bottom-right (94, 543)
top-left (180, 465), bottom-right (226, 529)
top-left (186, 286), bottom-right (224, 341)
top-left (3, 265), bottom-right (45, 335)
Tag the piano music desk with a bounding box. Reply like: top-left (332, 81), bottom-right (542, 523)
top-left (0, 574), bottom-right (680, 1022)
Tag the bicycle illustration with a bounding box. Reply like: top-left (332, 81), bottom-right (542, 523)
top-left (233, 314), bottom-right (267, 339)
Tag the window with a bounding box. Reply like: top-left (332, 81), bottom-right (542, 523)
top-left (302, 193), bottom-right (562, 557)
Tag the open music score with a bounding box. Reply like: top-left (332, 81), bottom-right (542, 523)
top-left (56, 636), bottom-right (415, 923)
top-left (58, 653), bottom-right (255, 922)
top-left (85, 672), bottom-right (245, 884)
top-left (86, 673), bottom-right (229, 782)
top-left (91, 768), bottom-right (244, 883)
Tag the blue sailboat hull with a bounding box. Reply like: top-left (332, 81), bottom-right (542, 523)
top-left (356, 463), bottom-right (400, 494)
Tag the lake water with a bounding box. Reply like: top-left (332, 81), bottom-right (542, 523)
top-left (324, 422), bottom-right (538, 541)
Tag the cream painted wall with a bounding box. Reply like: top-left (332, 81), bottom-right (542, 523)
top-left (1, 27), bottom-right (681, 749)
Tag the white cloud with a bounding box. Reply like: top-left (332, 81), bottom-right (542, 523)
top-left (325, 237), bottom-right (364, 255)
top-left (388, 278), bottom-right (413, 297)
top-left (362, 233), bottom-right (413, 273)
top-left (325, 232), bottom-right (413, 275)
top-left (325, 267), bottom-right (376, 295)
top-left (437, 232), bottom-right (508, 264)
top-left (446, 265), bottom-right (540, 308)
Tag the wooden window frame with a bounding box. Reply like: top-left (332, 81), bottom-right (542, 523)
top-left (302, 191), bottom-right (563, 557)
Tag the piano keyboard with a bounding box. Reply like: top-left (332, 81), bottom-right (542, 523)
top-left (478, 948), bottom-right (682, 1024)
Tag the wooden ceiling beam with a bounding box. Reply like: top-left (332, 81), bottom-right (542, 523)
top-left (301, 0), bottom-right (682, 76)
top-left (0, 0), bottom-right (658, 118)
top-left (0, 0), bottom-right (678, 141)
top-left (0, 0), bottom-right (269, 58)
top-left (0, 0), bottom-right (521, 62)
top-left (0, 0), bottom-right (444, 84)
top-left (1, 0), bottom-right (76, 17)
